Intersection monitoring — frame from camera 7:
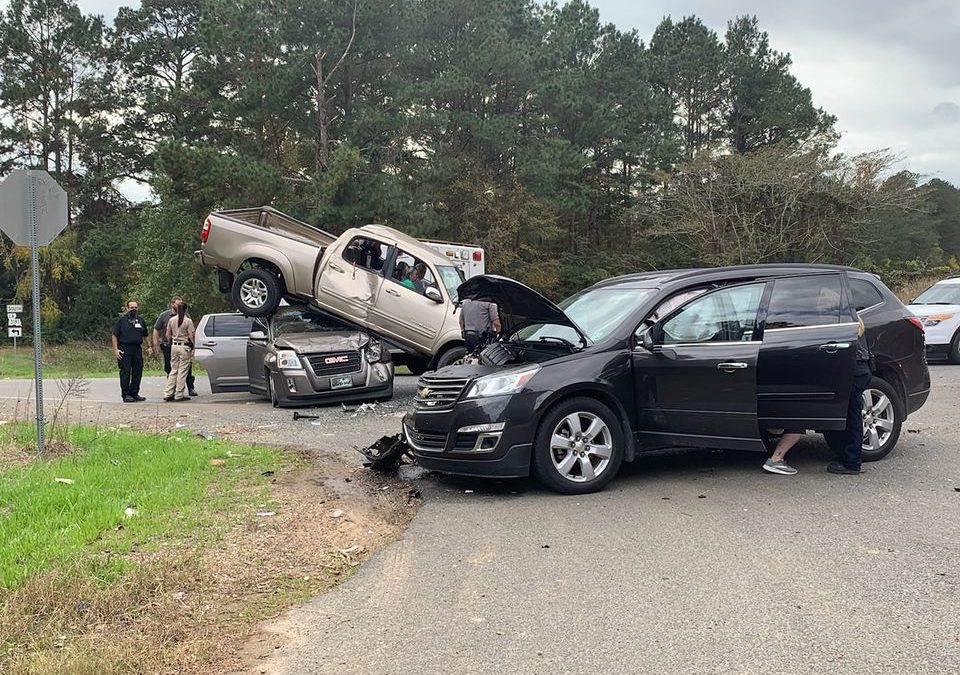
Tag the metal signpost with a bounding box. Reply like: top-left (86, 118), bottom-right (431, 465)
top-left (0, 170), bottom-right (69, 455)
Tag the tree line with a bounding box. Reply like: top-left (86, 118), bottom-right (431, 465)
top-left (1, 0), bottom-right (958, 341)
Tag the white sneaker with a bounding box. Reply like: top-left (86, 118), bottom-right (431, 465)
top-left (763, 459), bottom-right (798, 475)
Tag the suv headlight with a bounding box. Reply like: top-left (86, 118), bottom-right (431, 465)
top-left (465, 364), bottom-right (540, 399)
top-left (275, 350), bottom-right (301, 370)
top-left (922, 313), bottom-right (953, 327)
top-left (364, 338), bottom-right (383, 363)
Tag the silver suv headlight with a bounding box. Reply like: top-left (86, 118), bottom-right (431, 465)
top-left (465, 364), bottom-right (540, 399)
top-left (275, 350), bottom-right (301, 370)
top-left (364, 338), bottom-right (383, 363)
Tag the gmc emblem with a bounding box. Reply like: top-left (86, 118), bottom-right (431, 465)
top-left (324, 355), bottom-right (350, 365)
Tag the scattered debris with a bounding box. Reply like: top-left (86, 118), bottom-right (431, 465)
top-left (407, 487), bottom-right (422, 500)
top-left (358, 434), bottom-right (411, 472)
top-left (256, 511), bottom-right (277, 517)
top-left (173, 591), bottom-right (185, 600)
top-left (465, 489), bottom-right (474, 494)
top-left (339, 544), bottom-right (363, 554)
top-left (329, 509), bottom-right (344, 518)
top-left (907, 428), bottom-right (921, 434)
top-left (124, 506), bottom-right (137, 518)
top-left (292, 411), bottom-right (319, 421)
top-left (398, 464), bottom-right (430, 480)
top-left (54, 477), bottom-right (74, 485)
top-left (311, 420), bottom-right (324, 426)
top-left (541, 544), bottom-right (550, 549)
top-left (196, 430), bottom-right (218, 441)
top-left (342, 402), bottom-right (380, 417)
top-left (255, 423), bottom-right (279, 429)
top-left (174, 421), bottom-right (187, 428)
top-left (661, 497), bottom-right (670, 500)
top-left (697, 494), bottom-right (707, 499)
top-left (954, 487), bottom-right (959, 493)
top-left (261, 470), bottom-right (275, 477)
top-left (209, 458), bottom-right (226, 466)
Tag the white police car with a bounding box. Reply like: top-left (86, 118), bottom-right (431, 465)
top-left (908, 276), bottom-right (960, 363)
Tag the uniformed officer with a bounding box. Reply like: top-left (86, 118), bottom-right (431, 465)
top-left (153, 295), bottom-right (198, 397)
top-left (112, 299), bottom-right (152, 402)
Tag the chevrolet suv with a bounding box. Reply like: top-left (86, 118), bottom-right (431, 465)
top-left (403, 266), bottom-right (930, 494)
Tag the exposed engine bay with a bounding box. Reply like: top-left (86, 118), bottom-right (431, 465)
top-left (470, 339), bottom-right (578, 367)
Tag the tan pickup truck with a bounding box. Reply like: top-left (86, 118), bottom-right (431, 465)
top-left (195, 207), bottom-right (468, 372)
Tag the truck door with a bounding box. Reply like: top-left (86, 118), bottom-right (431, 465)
top-left (371, 248), bottom-right (448, 352)
top-left (633, 281), bottom-right (768, 452)
top-left (315, 235), bottom-right (389, 322)
top-left (757, 273), bottom-right (858, 432)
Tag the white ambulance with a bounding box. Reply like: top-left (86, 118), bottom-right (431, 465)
top-left (423, 241), bottom-right (486, 279)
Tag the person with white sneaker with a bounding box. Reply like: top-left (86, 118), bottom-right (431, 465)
top-left (763, 431), bottom-right (802, 475)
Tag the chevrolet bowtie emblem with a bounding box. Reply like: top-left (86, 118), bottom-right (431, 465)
top-left (418, 387), bottom-right (431, 398)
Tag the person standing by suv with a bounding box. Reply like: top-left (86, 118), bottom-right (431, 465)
top-left (112, 300), bottom-right (151, 403)
top-left (163, 301), bottom-right (196, 402)
top-left (154, 295), bottom-right (198, 397)
top-left (824, 316), bottom-right (871, 475)
top-left (460, 297), bottom-right (501, 352)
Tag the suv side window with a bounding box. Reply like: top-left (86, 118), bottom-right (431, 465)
top-left (209, 314), bottom-right (255, 337)
top-left (342, 237), bottom-right (388, 272)
top-left (659, 282), bottom-right (766, 344)
top-left (765, 274), bottom-right (843, 330)
top-left (389, 249), bottom-right (439, 296)
top-left (849, 278), bottom-right (884, 312)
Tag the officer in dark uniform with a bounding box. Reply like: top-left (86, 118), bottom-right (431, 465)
top-left (111, 300), bottom-right (152, 402)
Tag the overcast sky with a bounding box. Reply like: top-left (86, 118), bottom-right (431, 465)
top-left (65, 0), bottom-right (957, 189)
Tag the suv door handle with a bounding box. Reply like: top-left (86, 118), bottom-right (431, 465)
top-left (203, 340), bottom-right (217, 347)
top-left (385, 287), bottom-right (401, 297)
top-left (329, 263), bottom-right (345, 273)
top-left (717, 362), bottom-right (749, 371)
top-left (819, 342), bottom-right (851, 353)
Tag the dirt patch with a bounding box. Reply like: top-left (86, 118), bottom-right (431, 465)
top-left (0, 450), bottom-right (419, 675)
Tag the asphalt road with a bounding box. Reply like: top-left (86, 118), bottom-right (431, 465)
top-left (2, 369), bottom-right (958, 674)
top-left (269, 368), bottom-right (960, 675)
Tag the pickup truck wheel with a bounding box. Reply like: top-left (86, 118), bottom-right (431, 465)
top-left (434, 346), bottom-right (467, 370)
top-left (233, 268), bottom-right (282, 317)
top-left (532, 397), bottom-right (624, 495)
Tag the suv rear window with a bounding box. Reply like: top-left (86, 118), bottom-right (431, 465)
top-left (765, 275), bottom-right (843, 330)
top-left (209, 315), bottom-right (254, 337)
top-left (849, 278), bottom-right (884, 311)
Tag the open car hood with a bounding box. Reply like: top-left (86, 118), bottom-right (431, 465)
top-left (457, 275), bottom-right (588, 347)
top-left (274, 331), bottom-right (367, 353)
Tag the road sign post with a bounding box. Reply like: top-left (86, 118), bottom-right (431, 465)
top-left (0, 170), bottom-right (69, 456)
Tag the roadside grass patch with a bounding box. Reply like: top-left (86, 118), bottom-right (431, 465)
top-left (0, 424), bottom-right (293, 672)
top-left (0, 342), bottom-right (205, 379)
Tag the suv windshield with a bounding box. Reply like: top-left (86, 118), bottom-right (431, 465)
top-left (274, 308), bottom-right (350, 337)
top-left (518, 288), bottom-right (656, 344)
top-left (913, 283), bottom-right (960, 305)
top-left (437, 265), bottom-right (465, 302)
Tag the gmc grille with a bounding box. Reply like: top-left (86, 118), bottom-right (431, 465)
top-left (414, 376), bottom-right (470, 410)
top-left (307, 351), bottom-right (361, 377)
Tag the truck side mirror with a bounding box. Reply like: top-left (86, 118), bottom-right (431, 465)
top-left (425, 287), bottom-right (443, 304)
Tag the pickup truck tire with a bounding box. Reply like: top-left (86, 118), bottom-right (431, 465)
top-left (232, 268), bottom-right (282, 317)
top-left (434, 346), bottom-right (467, 370)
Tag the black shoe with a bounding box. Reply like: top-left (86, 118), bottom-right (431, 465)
top-left (134, 395), bottom-right (146, 402)
top-left (188, 389), bottom-right (198, 397)
top-left (123, 395), bottom-right (136, 403)
top-left (827, 462), bottom-right (861, 475)
top-left (163, 396), bottom-right (175, 402)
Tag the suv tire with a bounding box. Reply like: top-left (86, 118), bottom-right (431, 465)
top-left (949, 329), bottom-right (960, 364)
top-left (233, 268), bottom-right (282, 317)
top-left (265, 370), bottom-right (280, 408)
top-left (826, 376), bottom-right (902, 462)
top-left (532, 397), bottom-right (624, 494)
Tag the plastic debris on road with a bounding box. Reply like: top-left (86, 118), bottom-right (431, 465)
top-left (329, 509), bottom-right (345, 518)
top-left (54, 477), bottom-right (74, 485)
top-left (256, 511), bottom-right (277, 517)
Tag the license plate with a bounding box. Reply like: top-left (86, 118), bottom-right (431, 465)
top-left (330, 376), bottom-right (353, 390)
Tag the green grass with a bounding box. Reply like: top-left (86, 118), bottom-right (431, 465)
top-left (0, 425), bottom-right (287, 591)
top-left (0, 342), bottom-right (204, 379)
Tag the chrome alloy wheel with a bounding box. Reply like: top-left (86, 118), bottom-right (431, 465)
top-left (240, 277), bottom-right (269, 308)
top-left (862, 388), bottom-right (895, 452)
top-left (549, 412), bottom-right (613, 483)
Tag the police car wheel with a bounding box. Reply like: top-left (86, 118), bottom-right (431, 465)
top-left (233, 268), bottom-right (282, 317)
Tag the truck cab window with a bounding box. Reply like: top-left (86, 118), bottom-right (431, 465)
top-left (343, 237), bottom-right (388, 272)
top-left (390, 250), bottom-right (438, 296)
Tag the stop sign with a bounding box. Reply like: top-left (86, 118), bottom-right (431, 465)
top-left (0, 170), bottom-right (69, 246)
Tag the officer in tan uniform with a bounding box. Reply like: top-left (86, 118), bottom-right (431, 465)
top-left (163, 301), bottom-right (196, 402)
